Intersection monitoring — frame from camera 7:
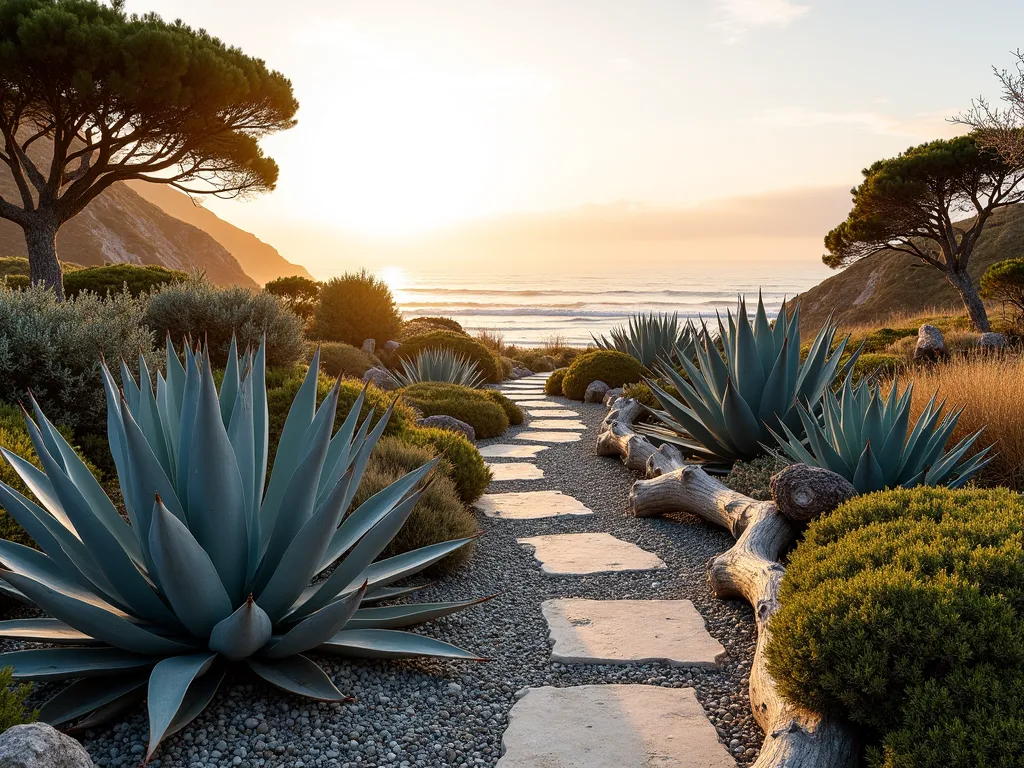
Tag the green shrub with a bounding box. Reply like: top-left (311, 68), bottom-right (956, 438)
top-left (264, 275), bottom-right (321, 319)
top-left (622, 381), bottom-right (658, 408)
top-left (313, 341), bottom-right (379, 379)
top-left (852, 353), bottom-right (905, 382)
top-left (981, 258), bottom-right (1024, 326)
top-left (484, 390), bottom-right (523, 425)
top-left (399, 331), bottom-right (501, 384)
top-left (0, 667), bottom-right (35, 733)
top-left (399, 427), bottom-right (491, 503)
top-left (312, 270), bottom-right (402, 346)
top-left (63, 263), bottom-right (186, 299)
top-left (766, 487), bottom-right (1024, 768)
top-left (545, 368), bottom-right (567, 395)
top-left (352, 436), bottom-right (477, 574)
top-left (145, 277), bottom-right (304, 367)
top-left (399, 382), bottom-right (509, 439)
top-left (722, 454), bottom-right (790, 500)
top-left (497, 356), bottom-right (514, 380)
top-left (401, 316), bottom-right (466, 338)
top-left (860, 327), bottom-right (919, 353)
top-left (0, 285), bottom-right (153, 432)
top-left (561, 350), bottom-right (645, 401)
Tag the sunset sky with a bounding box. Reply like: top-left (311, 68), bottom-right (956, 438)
top-left (130, 0), bottom-right (1024, 277)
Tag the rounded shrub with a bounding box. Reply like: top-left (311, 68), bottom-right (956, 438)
top-left (401, 316), bottom-right (466, 338)
top-left (561, 350), bottom-right (645, 401)
top-left (497, 356), bottom-right (514, 380)
top-left (545, 368), bottom-right (567, 396)
top-left (63, 263), bottom-right (186, 298)
top-left (312, 270), bottom-right (402, 347)
top-left (313, 341), bottom-right (379, 379)
top-left (981, 257), bottom-right (1024, 324)
top-left (399, 382), bottom-right (509, 439)
top-left (399, 427), bottom-right (491, 503)
top-left (351, 436), bottom-right (478, 575)
top-left (766, 487), bottom-right (1024, 768)
top-left (622, 380), bottom-right (658, 408)
top-left (264, 275), bottom-right (321, 319)
top-left (145, 278), bottom-right (304, 367)
top-left (484, 390), bottom-right (523, 425)
top-left (398, 331), bottom-right (500, 384)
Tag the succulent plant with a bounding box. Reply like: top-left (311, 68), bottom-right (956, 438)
top-left (638, 294), bottom-right (860, 464)
top-left (593, 312), bottom-right (697, 368)
top-left (392, 347), bottom-right (486, 388)
top-left (0, 337), bottom-right (482, 758)
top-left (770, 378), bottom-right (993, 493)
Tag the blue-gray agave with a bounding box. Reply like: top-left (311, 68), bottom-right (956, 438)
top-left (392, 347), bottom-right (486, 388)
top-left (0, 338), bottom-right (482, 757)
top-left (638, 295), bottom-right (860, 463)
top-left (592, 312), bottom-right (697, 368)
top-left (770, 378), bottom-right (993, 493)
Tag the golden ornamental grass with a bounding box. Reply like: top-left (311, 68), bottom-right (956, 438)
top-left (904, 354), bottom-right (1024, 490)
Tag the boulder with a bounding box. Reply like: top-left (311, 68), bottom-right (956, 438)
top-left (913, 324), bottom-right (946, 362)
top-left (382, 340), bottom-right (401, 353)
top-left (0, 723), bottom-right (96, 768)
top-left (602, 387), bottom-right (624, 407)
top-left (417, 415), bottom-right (475, 442)
top-left (512, 366), bottom-right (533, 378)
top-left (362, 367), bottom-right (399, 391)
top-left (584, 380), bottom-right (610, 403)
top-left (361, 338), bottom-right (376, 355)
top-left (978, 332), bottom-right (1008, 350)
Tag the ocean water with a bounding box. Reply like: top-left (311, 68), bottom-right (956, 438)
top-left (390, 263), bottom-right (829, 347)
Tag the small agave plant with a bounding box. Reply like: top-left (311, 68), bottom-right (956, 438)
top-left (770, 378), bottom-right (993, 493)
top-left (393, 347), bottom-right (485, 388)
top-left (592, 312), bottom-right (697, 368)
top-left (0, 338), bottom-right (483, 758)
top-left (638, 294), bottom-right (860, 464)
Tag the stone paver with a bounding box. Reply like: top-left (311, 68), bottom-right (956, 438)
top-left (527, 408), bottom-right (578, 417)
top-left (474, 490), bottom-right (592, 520)
top-left (504, 393), bottom-right (548, 400)
top-left (512, 400), bottom-right (561, 407)
top-left (478, 444), bottom-right (550, 459)
top-left (526, 419), bottom-right (585, 430)
top-left (487, 462), bottom-right (545, 481)
top-left (514, 431), bottom-right (582, 443)
top-left (496, 685), bottom-right (735, 768)
top-left (541, 599), bottom-right (726, 667)
top-left (518, 533), bottom-right (666, 575)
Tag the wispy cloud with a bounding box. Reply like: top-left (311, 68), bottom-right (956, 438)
top-left (714, 0), bottom-right (809, 41)
top-left (755, 107), bottom-right (966, 139)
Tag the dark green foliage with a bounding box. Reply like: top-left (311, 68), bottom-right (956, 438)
top-left (981, 258), bottom-right (1024, 324)
top-left (545, 368), bottom-right (567, 396)
top-left (401, 316), bottom-right (466, 338)
top-left (766, 487), bottom-right (1024, 767)
top-left (398, 427), bottom-right (491, 504)
top-left (313, 342), bottom-right (379, 379)
top-left (312, 270), bottom-right (403, 346)
top-left (399, 383), bottom-right (509, 439)
top-left (859, 327), bottom-right (918, 353)
top-left (145, 278), bottom-right (304, 367)
top-left (561, 350), bottom-right (645, 401)
top-left (399, 331), bottom-right (501, 384)
top-left (0, 667), bottom-right (35, 733)
top-left (63, 264), bottom-right (186, 298)
top-left (622, 381), bottom-right (658, 408)
top-left (484, 390), bottom-right (523, 425)
top-left (352, 436), bottom-right (477, 574)
top-left (496, 356), bottom-right (514, 380)
top-left (722, 454), bottom-right (790, 501)
top-left (264, 276), bottom-right (321, 319)
top-left (852, 353), bottom-right (904, 382)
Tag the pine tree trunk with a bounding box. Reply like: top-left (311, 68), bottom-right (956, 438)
top-left (24, 217), bottom-right (64, 301)
top-left (946, 266), bottom-right (990, 332)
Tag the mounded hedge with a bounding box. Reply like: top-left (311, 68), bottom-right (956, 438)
top-left (313, 341), bottom-right (379, 379)
top-left (484, 389), bottom-right (523, 425)
top-left (766, 487), bottom-right (1024, 768)
top-left (398, 426), bottom-right (491, 504)
top-left (545, 368), bottom-right (567, 396)
top-left (398, 331), bottom-right (501, 384)
top-left (399, 382), bottom-right (510, 439)
top-left (561, 350), bottom-right (645, 400)
top-left (312, 270), bottom-right (402, 347)
top-left (64, 263), bottom-right (187, 298)
top-left (401, 316), bottom-right (466, 339)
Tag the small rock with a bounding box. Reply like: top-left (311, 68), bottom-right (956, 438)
top-left (382, 340), bottom-right (401, 352)
top-left (417, 414), bottom-right (476, 442)
top-left (978, 331), bottom-right (1008, 350)
top-left (0, 723), bottom-right (96, 767)
top-left (512, 366), bottom-right (533, 378)
top-left (913, 324), bottom-right (946, 362)
top-left (362, 366), bottom-right (399, 391)
top-left (361, 338), bottom-right (376, 354)
top-left (602, 387), bottom-right (624, 407)
top-left (584, 380), bottom-right (610, 403)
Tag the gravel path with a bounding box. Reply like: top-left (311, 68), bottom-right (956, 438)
top-left (67, 385), bottom-right (760, 767)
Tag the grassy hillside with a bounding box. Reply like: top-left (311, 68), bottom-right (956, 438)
top-left (795, 203), bottom-right (1024, 332)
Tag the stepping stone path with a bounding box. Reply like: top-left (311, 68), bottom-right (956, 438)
top-left (518, 532), bottom-right (666, 574)
top-left (481, 373), bottom-right (734, 766)
top-left (497, 685), bottom-right (736, 768)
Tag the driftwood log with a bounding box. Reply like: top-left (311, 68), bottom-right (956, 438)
top-left (596, 398), bottom-right (860, 768)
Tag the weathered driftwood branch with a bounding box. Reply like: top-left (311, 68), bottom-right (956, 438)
top-left (595, 398), bottom-right (660, 473)
top-left (631, 464), bottom-right (859, 768)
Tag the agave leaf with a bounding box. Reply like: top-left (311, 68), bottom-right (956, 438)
top-left (317, 387), bottom-right (367, 501)
top-left (251, 337), bottom-right (270, 514)
top-left (120, 360), bottom-right (141, 414)
top-left (136, 355), bottom-right (172, 477)
top-left (852, 441), bottom-right (886, 493)
top-left (0, 618), bottom-right (100, 645)
top-left (767, 421), bottom-right (818, 468)
top-left (121, 401), bottom-right (186, 532)
top-left (38, 673), bottom-right (149, 727)
top-left (219, 335), bottom-right (240, 426)
top-left (318, 629), bottom-right (482, 660)
top-left (346, 597), bottom-right (492, 630)
top-left (752, 292), bottom-right (776, 379)
top-left (149, 497), bottom-right (233, 636)
top-left (248, 655), bottom-right (346, 701)
top-left (358, 536), bottom-right (477, 592)
top-left (757, 336), bottom-right (791, 429)
top-left (0, 446), bottom-right (73, 531)
top-left (0, 647), bottom-right (155, 681)
top-left (0, 539), bottom-right (128, 614)
top-left (732, 299), bottom-right (765, 412)
top-left (645, 380), bottom-right (733, 459)
top-left (262, 582), bottom-right (367, 658)
top-left (208, 597), bottom-right (273, 660)
top-left (147, 652), bottom-right (218, 759)
top-left (721, 378), bottom-right (762, 457)
top-left (227, 373), bottom-right (259, 584)
top-left (175, 345), bottom-right (201, 499)
top-left (163, 663), bottom-right (227, 741)
top-left (66, 686), bottom-right (147, 733)
top-left (361, 584), bottom-right (429, 604)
